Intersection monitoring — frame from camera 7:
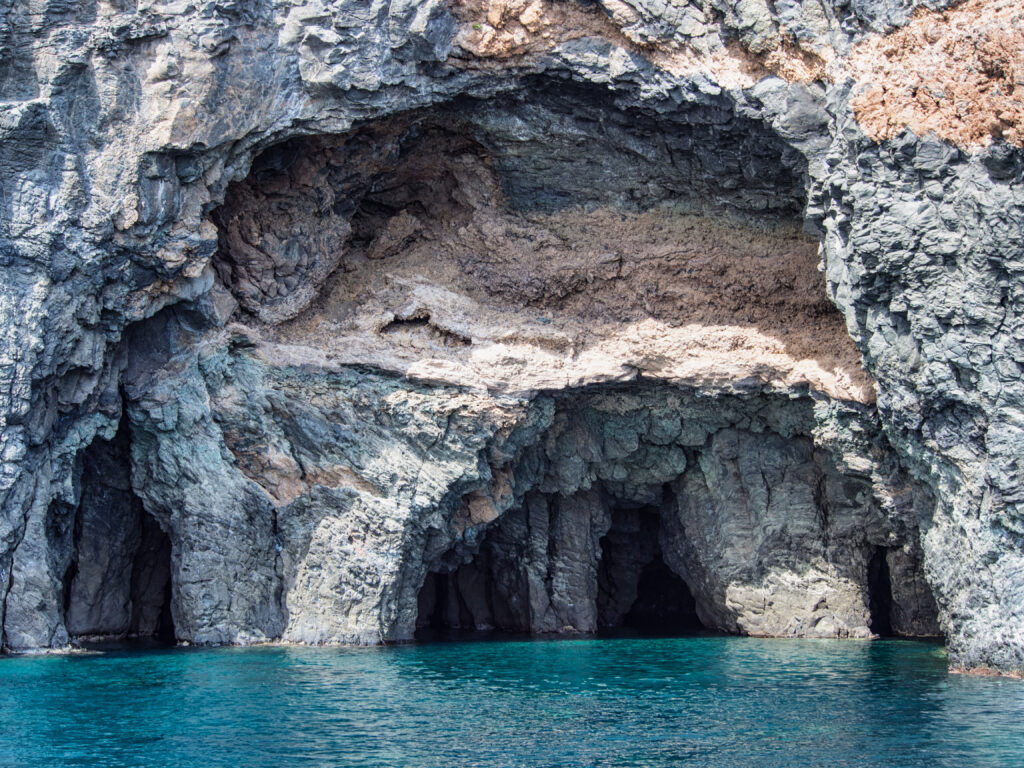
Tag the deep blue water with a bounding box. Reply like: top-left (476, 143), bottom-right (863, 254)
top-left (1, 636), bottom-right (1022, 767)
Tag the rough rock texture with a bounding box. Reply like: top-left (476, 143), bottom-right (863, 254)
top-left (814, 95), bottom-right (1024, 673)
top-left (0, 0), bottom-right (1021, 675)
top-left (415, 388), bottom-right (937, 640)
top-left (848, 0), bottom-right (1024, 147)
top-left (231, 105), bottom-right (870, 399)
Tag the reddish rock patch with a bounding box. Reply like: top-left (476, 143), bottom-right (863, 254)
top-left (849, 0), bottom-right (1024, 148)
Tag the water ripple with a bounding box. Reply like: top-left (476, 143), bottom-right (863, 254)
top-left (0, 637), bottom-right (1022, 767)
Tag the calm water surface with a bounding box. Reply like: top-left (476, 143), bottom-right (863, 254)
top-left (1, 636), bottom-right (1022, 767)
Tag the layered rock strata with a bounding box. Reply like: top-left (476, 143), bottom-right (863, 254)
top-left (0, 0), bottom-right (1021, 675)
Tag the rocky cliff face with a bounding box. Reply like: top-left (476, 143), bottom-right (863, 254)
top-left (0, 0), bottom-right (1020, 674)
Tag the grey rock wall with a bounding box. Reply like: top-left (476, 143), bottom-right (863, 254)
top-left (812, 91), bottom-right (1024, 672)
top-left (0, 0), bottom-right (1019, 675)
top-left (414, 385), bottom-right (936, 639)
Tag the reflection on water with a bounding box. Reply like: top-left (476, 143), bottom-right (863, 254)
top-left (0, 637), bottom-right (1020, 768)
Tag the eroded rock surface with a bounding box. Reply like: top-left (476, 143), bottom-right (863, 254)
top-left (414, 387), bottom-right (937, 641)
top-left (225, 102), bottom-right (870, 400)
top-left (0, 0), bottom-right (1021, 676)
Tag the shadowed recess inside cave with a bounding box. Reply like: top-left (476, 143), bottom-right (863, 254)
top-left (62, 421), bottom-right (176, 644)
top-left (207, 79), bottom-right (870, 400)
top-left (415, 495), bottom-right (708, 640)
top-left (596, 507), bottom-right (705, 635)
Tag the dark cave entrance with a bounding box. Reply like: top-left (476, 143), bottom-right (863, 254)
top-left (414, 545), bottom-right (520, 639)
top-left (596, 506), bottom-right (705, 636)
top-left (415, 571), bottom-right (468, 638)
top-left (414, 496), bottom-right (707, 641)
top-left (416, 572), bottom-right (447, 635)
top-left (63, 420), bottom-right (176, 644)
top-left (129, 514), bottom-right (175, 643)
top-left (867, 546), bottom-right (894, 638)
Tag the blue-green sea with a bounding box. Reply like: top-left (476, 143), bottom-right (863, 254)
top-left (1, 636), bottom-right (1022, 767)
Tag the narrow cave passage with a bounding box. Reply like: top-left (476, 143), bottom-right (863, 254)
top-left (414, 547), bottom-right (518, 640)
top-left (63, 421), bottom-right (176, 644)
top-left (129, 514), bottom-right (175, 643)
top-left (620, 557), bottom-right (702, 634)
top-left (867, 547), bottom-right (894, 638)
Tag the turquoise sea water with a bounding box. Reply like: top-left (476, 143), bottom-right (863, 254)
top-left (1, 636), bottom-right (1022, 767)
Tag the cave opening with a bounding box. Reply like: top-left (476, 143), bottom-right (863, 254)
top-left (128, 513), bottom-right (175, 644)
top-left (414, 543), bottom-right (520, 640)
top-left (621, 556), bottom-right (702, 635)
top-left (867, 547), bottom-right (894, 638)
top-left (415, 571), bottom-right (448, 636)
top-left (188, 80), bottom-right (939, 652)
top-left (596, 506), bottom-right (705, 636)
top-left (414, 494), bottom-right (710, 642)
top-left (63, 420), bottom-right (176, 645)
top-left (415, 570), bottom-right (476, 639)
top-left (402, 387), bottom-right (943, 646)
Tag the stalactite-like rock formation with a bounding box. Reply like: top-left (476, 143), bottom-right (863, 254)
top-left (0, 0), bottom-right (1022, 676)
